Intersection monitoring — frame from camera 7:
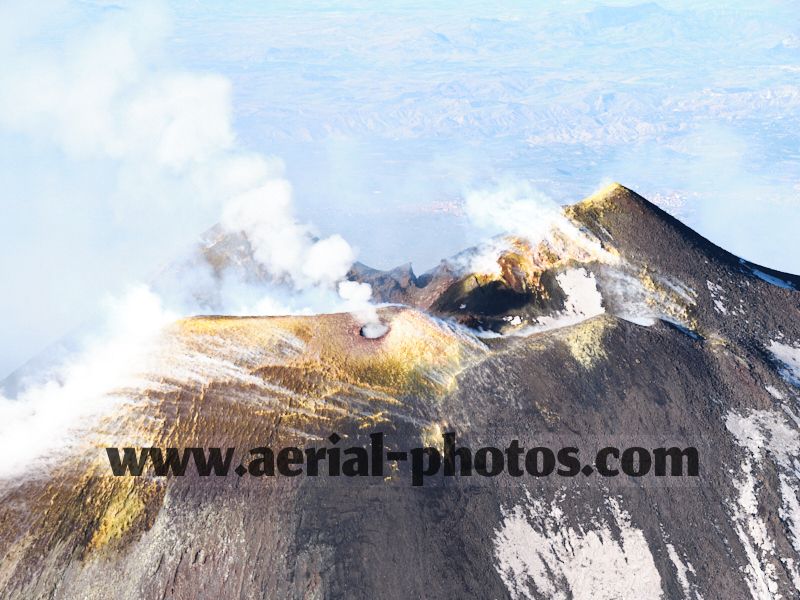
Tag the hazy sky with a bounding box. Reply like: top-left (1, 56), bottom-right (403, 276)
top-left (1, 0), bottom-right (799, 378)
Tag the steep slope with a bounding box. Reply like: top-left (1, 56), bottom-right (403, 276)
top-left (1, 185), bottom-right (799, 599)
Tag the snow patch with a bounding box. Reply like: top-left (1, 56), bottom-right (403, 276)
top-left (601, 269), bottom-right (696, 329)
top-left (707, 280), bottom-right (729, 315)
top-left (726, 410), bottom-right (800, 596)
top-left (779, 475), bottom-right (800, 591)
top-left (752, 268), bottom-right (796, 290)
top-left (770, 341), bottom-right (800, 386)
top-left (493, 494), bottom-right (663, 600)
top-left (475, 268), bottom-right (604, 338)
top-left (522, 268), bottom-right (605, 333)
top-left (666, 543), bottom-right (704, 600)
top-left (766, 385), bottom-right (785, 400)
top-left (521, 267), bottom-right (606, 332)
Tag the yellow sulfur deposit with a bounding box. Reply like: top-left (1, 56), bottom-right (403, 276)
top-left (561, 315), bottom-right (614, 369)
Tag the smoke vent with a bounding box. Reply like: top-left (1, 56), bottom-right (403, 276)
top-left (360, 322), bottom-right (389, 339)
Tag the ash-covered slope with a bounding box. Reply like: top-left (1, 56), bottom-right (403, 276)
top-left (1, 184), bottom-right (800, 600)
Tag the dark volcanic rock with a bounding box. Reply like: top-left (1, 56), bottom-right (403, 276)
top-left (1, 184), bottom-right (799, 599)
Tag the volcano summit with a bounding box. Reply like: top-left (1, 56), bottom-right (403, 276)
top-left (1, 184), bottom-right (799, 600)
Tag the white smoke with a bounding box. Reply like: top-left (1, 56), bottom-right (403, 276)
top-left (0, 1), bottom-right (377, 368)
top-left (338, 281), bottom-right (388, 339)
top-left (0, 286), bottom-right (174, 478)
top-left (0, 0), bottom-right (379, 314)
top-left (0, 0), bottom-right (382, 478)
top-left (220, 180), bottom-right (355, 290)
top-left (464, 180), bottom-right (567, 242)
top-left (460, 180), bottom-right (609, 274)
